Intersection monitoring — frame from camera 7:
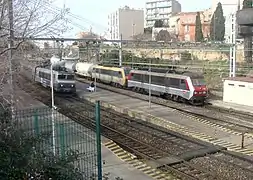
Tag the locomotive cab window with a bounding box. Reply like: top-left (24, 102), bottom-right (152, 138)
top-left (58, 75), bottom-right (66, 79)
top-left (117, 71), bottom-right (122, 78)
top-left (192, 78), bottom-right (205, 86)
top-left (180, 79), bottom-right (187, 90)
top-left (67, 75), bottom-right (74, 80)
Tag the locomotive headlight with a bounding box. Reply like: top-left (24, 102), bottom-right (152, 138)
top-left (71, 84), bottom-right (74, 87)
top-left (203, 91), bottom-right (206, 94)
top-left (194, 91), bottom-right (198, 94)
top-left (60, 84), bottom-right (63, 87)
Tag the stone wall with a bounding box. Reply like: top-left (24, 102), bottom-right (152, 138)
top-left (122, 44), bottom-right (245, 62)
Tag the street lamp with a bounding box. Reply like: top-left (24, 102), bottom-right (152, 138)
top-left (148, 59), bottom-right (151, 108)
top-left (119, 34), bottom-right (123, 67)
top-left (50, 63), bottom-right (56, 156)
top-left (132, 23), bottom-right (136, 39)
top-left (94, 41), bottom-right (101, 92)
top-left (129, 50), bottom-right (133, 68)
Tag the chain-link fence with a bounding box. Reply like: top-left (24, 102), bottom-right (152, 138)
top-left (0, 102), bottom-right (101, 179)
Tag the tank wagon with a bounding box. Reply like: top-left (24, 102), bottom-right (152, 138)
top-left (75, 63), bottom-right (96, 79)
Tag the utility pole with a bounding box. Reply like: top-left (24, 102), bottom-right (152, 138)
top-left (213, 13), bottom-right (215, 40)
top-left (7, 0), bottom-right (14, 112)
top-left (148, 58), bottom-right (151, 108)
top-left (132, 23), bottom-right (135, 40)
top-left (229, 1), bottom-right (241, 77)
top-left (119, 34), bottom-right (122, 67)
top-left (229, 13), bottom-right (236, 77)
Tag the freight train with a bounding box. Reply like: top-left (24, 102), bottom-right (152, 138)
top-left (73, 62), bottom-right (208, 105)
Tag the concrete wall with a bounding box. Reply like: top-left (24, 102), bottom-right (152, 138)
top-left (223, 80), bottom-right (253, 106)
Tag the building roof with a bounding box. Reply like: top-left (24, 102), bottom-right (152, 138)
top-left (175, 11), bottom-right (205, 16)
top-left (76, 31), bottom-right (100, 39)
top-left (225, 77), bottom-right (253, 83)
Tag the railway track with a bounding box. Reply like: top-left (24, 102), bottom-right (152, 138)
top-left (64, 112), bottom-right (216, 180)
top-left (18, 77), bottom-right (218, 179)
top-left (76, 78), bottom-right (253, 135)
top-left (16, 75), bottom-right (253, 180)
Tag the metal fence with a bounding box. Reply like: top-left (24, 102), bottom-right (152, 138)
top-left (0, 101), bottom-right (102, 180)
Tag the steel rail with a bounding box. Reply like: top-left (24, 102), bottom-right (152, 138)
top-left (76, 78), bottom-right (253, 133)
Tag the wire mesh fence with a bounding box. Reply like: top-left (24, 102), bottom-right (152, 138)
top-left (0, 104), bottom-right (100, 179)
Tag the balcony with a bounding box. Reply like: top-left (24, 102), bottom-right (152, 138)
top-left (238, 26), bottom-right (253, 36)
top-left (146, 5), bottom-right (172, 10)
top-left (146, 7), bottom-right (160, 11)
top-left (159, 11), bottom-right (172, 15)
top-left (146, 16), bottom-right (162, 21)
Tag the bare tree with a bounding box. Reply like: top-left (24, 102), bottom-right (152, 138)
top-left (0, 0), bottom-right (70, 108)
top-left (133, 33), bottom-right (152, 41)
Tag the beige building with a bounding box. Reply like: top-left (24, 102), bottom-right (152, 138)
top-left (107, 6), bottom-right (144, 40)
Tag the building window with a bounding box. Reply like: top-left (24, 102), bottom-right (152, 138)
top-left (185, 34), bottom-right (190, 41)
top-left (185, 25), bottom-right (189, 33)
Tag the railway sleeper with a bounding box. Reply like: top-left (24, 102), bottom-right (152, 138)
top-left (145, 147), bottom-right (224, 170)
top-left (169, 163), bottom-right (213, 179)
top-left (178, 146), bottom-right (224, 161)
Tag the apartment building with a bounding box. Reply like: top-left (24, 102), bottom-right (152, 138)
top-left (175, 11), bottom-right (211, 42)
top-left (107, 6), bottom-right (144, 40)
top-left (145, 0), bottom-right (181, 27)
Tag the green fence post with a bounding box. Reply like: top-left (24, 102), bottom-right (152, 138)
top-left (59, 124), bottom-right (65, 158)
top-left (33, 110), bottom-right (39, 136)
top-left (95, 101), bottom-right (102, 180)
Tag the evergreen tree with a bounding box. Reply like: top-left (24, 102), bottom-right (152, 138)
top-left (195, 12), bottom-right (204, 42)
top-left (243, 0), bottom-right (252, 8)
top-left (154, 20), bottom-right (164, 28)
top-left (156, 30), bottom-right (171, 42)
top-left (210, 2), bottom-right (225, 41)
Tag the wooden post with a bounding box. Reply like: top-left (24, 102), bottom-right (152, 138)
top-left (241, 132), bottom-right (245, 149)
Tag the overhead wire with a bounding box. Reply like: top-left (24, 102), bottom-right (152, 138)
top-left (26, 0), bottom-right (89, 37)
top-left (36, 1), bottom-right (90, 31)
top-left (39, 0), bottom-right (107, 31)
top-left (16, 0), bottom-right (253, 75)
